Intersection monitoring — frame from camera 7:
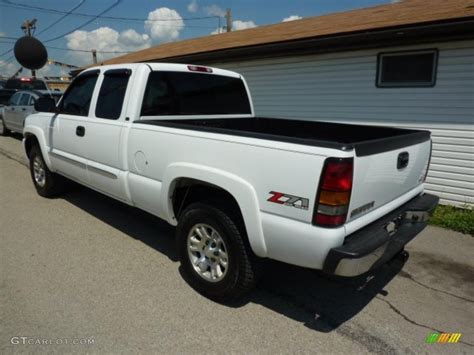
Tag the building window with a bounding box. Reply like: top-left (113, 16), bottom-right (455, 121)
top-left (376, 49), bottom-right (438, 87)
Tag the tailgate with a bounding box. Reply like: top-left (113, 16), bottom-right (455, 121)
top-left (347, 138), bottom-right (431, 222)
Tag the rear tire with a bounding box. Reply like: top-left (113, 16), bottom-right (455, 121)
top-left (29, 145), bottom-right (67, 197)
top-left (176, 202), bottom-right (259, 302)
top-left (0, 116), bottom-right (10, 136)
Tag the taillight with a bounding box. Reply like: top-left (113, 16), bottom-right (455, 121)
top-left (187, 65), bottom-right (213, 73)
top-left (313, 158), bottom-right (353, 227)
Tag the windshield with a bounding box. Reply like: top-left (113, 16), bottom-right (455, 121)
top-left (4, 79), bottom-right (48, 90)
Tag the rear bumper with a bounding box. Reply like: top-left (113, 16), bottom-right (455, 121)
top-left (323, 193), bottom-right (439, 277)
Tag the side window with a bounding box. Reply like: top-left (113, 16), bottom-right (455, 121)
top-left (376, 49), bottom-right (438, 87)
top-left (29, 95), bottom-right (36, 105)
top-left (95, 69), bottom-right (131, 120)
top-left (59, 71), bottom-right (99, 116)
top-left (19, 94), bottom-right (30, 106)
top-left (8, 93), bottom-right (21, 106)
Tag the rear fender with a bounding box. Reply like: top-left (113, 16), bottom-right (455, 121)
top-left (162, 163), bottom-right (267, 257)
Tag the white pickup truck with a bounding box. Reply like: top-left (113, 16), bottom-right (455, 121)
top-left (24, 63), bottom-right (438, 301)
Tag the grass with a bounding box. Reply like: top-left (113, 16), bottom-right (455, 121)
top-left (429, 204), bottom-right (474, 235)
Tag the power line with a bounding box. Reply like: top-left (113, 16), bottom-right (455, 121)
top-left (0, 38), bottom-right (131, 54)
top-left (42, 0), bottom-right (122, 43)
top-left (37, 0), bottom-right (86, 36)
top-left (0, 0), bottom-right (221, 21)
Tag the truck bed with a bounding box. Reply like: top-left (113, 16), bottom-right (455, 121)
top-left (136, 117), bottom-right (430, 156)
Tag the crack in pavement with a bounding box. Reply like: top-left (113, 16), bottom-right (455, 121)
top-left (375, 296), bottom-right (474, 347)
top-left (399, 270), bottom-right (474, 304)
top-left (0, 147), bottom-right (28, 167)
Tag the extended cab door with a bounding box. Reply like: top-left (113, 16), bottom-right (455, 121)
top-left (82, 68), bottom-right (132, 201)
top-left (50, 70), bottom-right (99, 183)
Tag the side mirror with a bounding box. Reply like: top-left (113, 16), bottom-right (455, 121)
top-left (34, 97), bottom-right (57, 113)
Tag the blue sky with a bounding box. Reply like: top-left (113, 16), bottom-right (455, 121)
top-left (0, 0), bottom-right (390, 77)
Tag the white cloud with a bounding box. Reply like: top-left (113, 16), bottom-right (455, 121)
top-left (205, 4), bottom-right (226, 17)
top-left (145, 7), bottom-right (184, 43)
top-left (0, 59), bottom-right (20, 78)
top-left (282, 15), bottom-right (302, 22)
top-left (65, 27), bottom-right (151, 66)
top-left (211, 19), bottom-right (257, 35)
top-left (232, 20), bottom-right (257, 31)
top-left (187, 0), bottom-right (198, 13)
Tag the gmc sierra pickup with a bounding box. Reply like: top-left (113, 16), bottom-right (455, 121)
top-left (23, 63), bottom-right (438, 301)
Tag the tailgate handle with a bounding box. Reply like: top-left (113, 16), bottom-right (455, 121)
top-left (397, 152), bottom-right (409, 169)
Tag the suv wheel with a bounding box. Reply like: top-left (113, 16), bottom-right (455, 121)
top-left (0, 116), bottom-right (10, 136)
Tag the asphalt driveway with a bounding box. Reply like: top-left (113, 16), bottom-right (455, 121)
top-left (1, 135), bottom-right (473, 354)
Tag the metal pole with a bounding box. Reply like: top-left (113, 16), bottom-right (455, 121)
top-left (226, 8), bottom-right (232, 32)
top-left (91, 49), bottom-right (97, 64)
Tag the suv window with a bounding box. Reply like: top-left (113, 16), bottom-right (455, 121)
top-left (95, 70), bottom-right (131, 120)
top-left (19, 93), bottom-right (30, 106)
top-left (141, 71), bottom-right (251, 116)
top-left (59, 72), bottom-right (98, 116)
top-left (9, 92), bottom-right (22, 106)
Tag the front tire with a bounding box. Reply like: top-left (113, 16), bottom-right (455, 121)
top-left (0, 116), bottom-right (10, 136)
top-left (29, 145), bottom-right (67, 197)
top-left (176, 202), bottom-right (259, 302)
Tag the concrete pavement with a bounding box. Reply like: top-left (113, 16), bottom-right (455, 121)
top-left (1, 135), bottom-right (473, 354)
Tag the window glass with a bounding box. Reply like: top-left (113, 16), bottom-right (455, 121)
top-left (29, 95), bottom-right (36, 105)
top-left (9, 93), bottom-right (22, 106)
top-left (59, 73), bottom-right (98, 116)
top-left (19, 93), bottom-right (30, 106)
top-left (95, 72), bottom-right (130, 120)
top-left (141, 71), bottom-right (251, 116)
top-left (377, 50), bottom-right (437, 87)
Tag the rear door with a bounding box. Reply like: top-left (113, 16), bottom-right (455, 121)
top-left (50, 70), bottom-right (99, 183)
top-left (83, 68), bottom-right (132, 200)
top-left (347, 139), bottom-right (431, 222)
top-left (14, 92), bottom-right (31, 131)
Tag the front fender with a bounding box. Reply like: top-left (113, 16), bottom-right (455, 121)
top-left (23, 125), bottom-right (53, 170)
top-left (162, 163), bottom-right (267, 257)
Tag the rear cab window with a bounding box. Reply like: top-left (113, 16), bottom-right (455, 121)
top-left (141, 71), bottom-right (251, 116)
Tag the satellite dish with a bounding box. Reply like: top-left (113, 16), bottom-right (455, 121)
top-left (14, 36), bottom-right (48, 70)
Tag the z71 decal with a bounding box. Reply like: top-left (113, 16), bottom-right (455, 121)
top-left (267, 191), bottom-right (309, 210)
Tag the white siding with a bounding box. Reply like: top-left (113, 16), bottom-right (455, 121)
top-left (211, 40), bottom-right (474, 207)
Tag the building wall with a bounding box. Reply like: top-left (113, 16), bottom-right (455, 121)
top-left (210, 40), bottom-right (474, 207)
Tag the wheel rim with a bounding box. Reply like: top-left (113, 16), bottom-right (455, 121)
top-left (187, 223), bottom-right (229, 283)
top-left (33, 155), bottom-right (46, 187)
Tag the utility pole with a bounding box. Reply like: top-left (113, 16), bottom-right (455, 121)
top-left (21, 18), bottom-right (37, 77)
top-left (225, 8), bottom-right (232, 32)
top-left (91, 49), bottom-right (97, 64)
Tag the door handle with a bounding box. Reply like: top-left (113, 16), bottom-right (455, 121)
top-left (76, 126), bottom-right (85, 137)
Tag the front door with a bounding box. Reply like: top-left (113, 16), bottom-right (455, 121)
top-left (50, 70), bottom-right (99, 183)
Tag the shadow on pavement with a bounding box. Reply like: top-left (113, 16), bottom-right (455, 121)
top-left (62, 184), bottom-right (404, 332)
